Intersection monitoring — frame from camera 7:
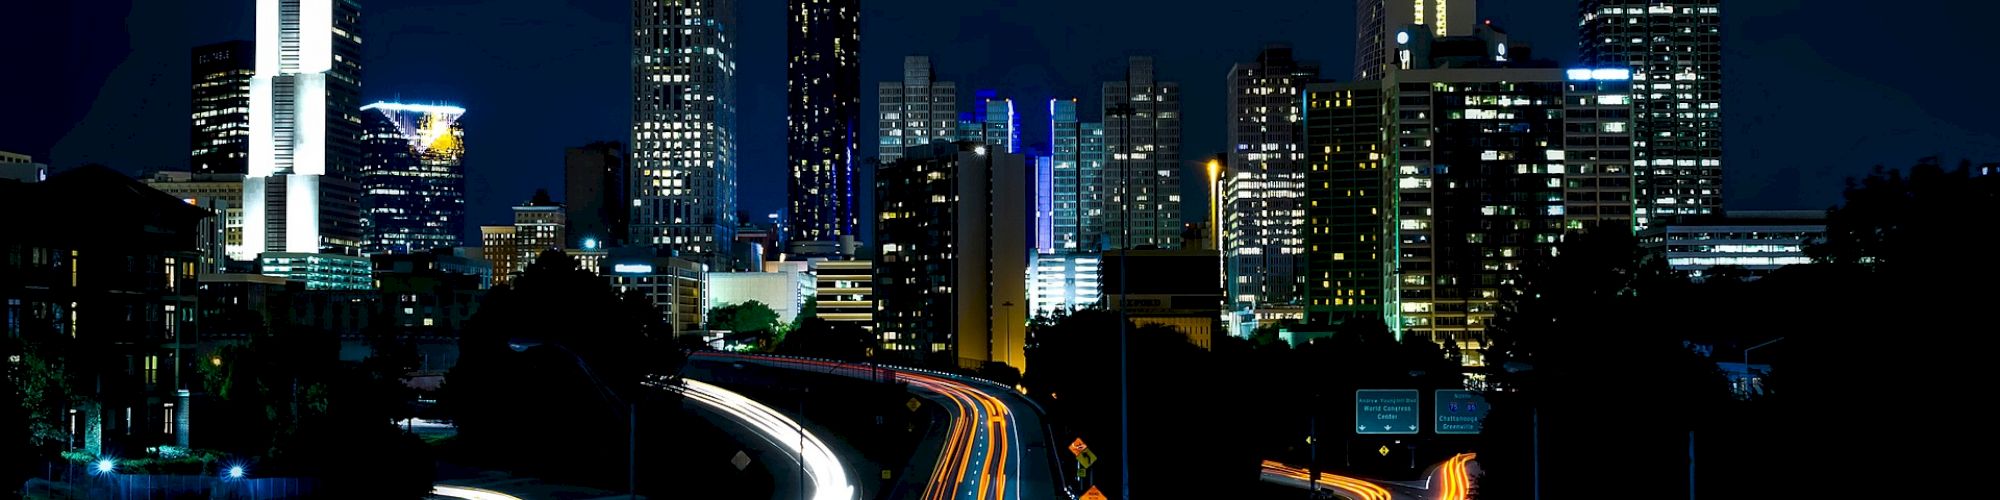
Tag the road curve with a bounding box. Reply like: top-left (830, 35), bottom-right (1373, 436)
top-left (659, 377), bottom-right (857, 500)
top-left (691, 352), bottom-right (1057, 500)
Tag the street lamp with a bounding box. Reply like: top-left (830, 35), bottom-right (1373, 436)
top-left (508, 339), bottom-right (637, 499)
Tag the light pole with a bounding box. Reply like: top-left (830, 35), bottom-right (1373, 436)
top-left (1742, 337), bottom-right (1784, 395)
top-left (509, 340), bottom-right (637, 499)
top-left (1106, 102), bottom-right (1135, 500)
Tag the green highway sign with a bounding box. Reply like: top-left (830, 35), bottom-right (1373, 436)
top-left (1434, 390), bottom-right (1489, 435)
top-left (1355, 389), bottom-right (1420, 435)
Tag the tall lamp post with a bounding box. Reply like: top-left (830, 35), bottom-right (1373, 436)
top-left (509, 340), bottom-right (638, 499)
top-left (1105, 101), bottom-right (1135, 500)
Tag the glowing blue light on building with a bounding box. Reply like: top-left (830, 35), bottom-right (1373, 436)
top-left (1568, 68), bottom-right (1632, 81)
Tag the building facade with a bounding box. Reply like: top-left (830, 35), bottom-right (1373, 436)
top-left (479, 225), bottom-right (517, 287)
top-left (2, 166), bottom-right (209, 452)
top-left (358, 102), bottom-right (467, 255)
top-left (565, 141), bottom-right (627, 250)
top-left (1029, 252), bottom-right (1101, 318)
top-left (1050, 102), bottom-right (1107, 252)
top-left (192, 40), bottom-right (254, 175)
top-left (1301, 81), bottom-right (1390, 326)
top-left (632, 0), bottom-right (737, 266)
top-left (513, 193), bottom-right (566, 276)
top-left (1580, 0), bottom-right (1723, 227)
top-left (144, 171), bottom-right (249, 264)
top-left (258, 252), bottom-right (372, 290)
top-left (706, 270), bottom-right (815, 324)
top-left (605, 256), bottom-right (707, 334)
top-left (1102, 56), bottom-right (1182, 250)
top-left (810, 259), bottom-right (874, 329)
top-left (1639, 210), bottom-right (1824, 282)
top-left (874, 142), bottom-right (1029, 369)
top-left (1225, 45), bottom-right (1321, 310)
top-left (877, 56), bottom-right (958, 164)
top-left (786, 0), bottom-right (861, 245)
top-left (244, 0), bottom-right (365, 257)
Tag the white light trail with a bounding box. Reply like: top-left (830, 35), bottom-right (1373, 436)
top-left (671, 378), bottom-right (855, 500)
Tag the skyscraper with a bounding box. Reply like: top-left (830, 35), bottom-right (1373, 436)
top-left (1225, 45), bottom-right (1320, 310)
top-left (786, 0), bottom-right (861, 246)
top-left (980, 97), bottom-right (1018, 154)
top-left (192, 40), bottom-right (254, 175)
top-left (874, 141), bottom-right (1029, 369)
top-left (358, 102), bottom-right (467, 255)
top-left (514, 190), bottom-right (566, 275)
top-left (244, 0), bottom-right (365, 257)
top-left (1301, 81), bottom-right (1388, 327)
top-left (1048, 99), bottom-right (1106, 251)
top-left (633, 0), bottom-right (737, 267)
top-left (877, 56), bottom-right (957, 164)
top-left (565, 141), bottom-right (628, 250)
top-left (1102, 56), bottom-right (1182, 250)
top-left (1580, 0), bottom-right (1723, 227)
top-left (1354, 0), bottom-right (1478, 80)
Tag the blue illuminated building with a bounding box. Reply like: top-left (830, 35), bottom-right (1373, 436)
top-left (359, 102), bottom-right (467, 255)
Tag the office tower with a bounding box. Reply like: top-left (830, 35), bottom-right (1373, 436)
top-left (192, 40), bottom-right (254, 175)
top-left (565, 141), bottom-right (628, 250)
top-left (1639, 210), bottom-right (1824, 282)
top-left (633, 0), bottom-right (737, 266)
top-left (1354, 0), bottom-right (1478, 80)
top-left (358, 102), bottom-right (467, 255)
top-left (604, 254), bottom-right (708, 334)
top-left (877, 56), bottom-right (958, 164)
top-left (144, 171), bottom-right (247, 270)
top-left (1301, 82), bottom-right (1388, 327)
top-left (1047, 99), bottom-right (1107, 251)
top-left (1103, 56), bottom-right (1182, 250)
top-left (1385, 56), bottom-right (1634, 362)
top-left (1580, 0), bottom-right (1723, 227)
top-left (244, 0), bottom-right (365, 257)
top-left (980, 97), bottom-right (1018, 153)
top-left (874, 142), bottom-right (1029, 370)
top-left (1225, 45), bottom-right (1321, 310)
top-left (514, 190), bottom-right (566, 274)
top-left (786, 0), bottom-right (861, 246)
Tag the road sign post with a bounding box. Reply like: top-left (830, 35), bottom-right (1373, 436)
top-left (1354, 389), bottom-right (1420, 435)
top-left (1433, 390), bottom-right (1490, 435)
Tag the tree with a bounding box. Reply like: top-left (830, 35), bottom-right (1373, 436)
top-left (444, 249), bottom-right (684, 489)
top-left (707, 300), bottom-right (783, 337)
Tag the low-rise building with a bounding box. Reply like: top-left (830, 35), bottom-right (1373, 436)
top-left (1640, 210), bottom-right (1826, 281)
top-left (604, 255), bottom-right (706, 335)
top-left (1029, 252), bottom-right (1101, 318)
top-left (259, 252), bottom-right (372, 290)
top-left (1101, 248), bottom-right (1226, 350)
top-left (811, 259), bottom-right (874, 329)
top-left (707, 270), bottom-right (815, 324)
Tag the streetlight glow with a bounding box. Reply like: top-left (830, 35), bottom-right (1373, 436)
top-left (95, 459), bottom-right (116, 474)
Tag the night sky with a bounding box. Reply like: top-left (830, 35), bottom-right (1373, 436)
top-left (6, 0), bottom-right (1998, 244)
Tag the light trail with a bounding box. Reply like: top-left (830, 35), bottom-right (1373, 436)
top-left (667, 378), bottom-right (856, 500)
top-left (1259, 460), bottom-right (1392, 500)
top-left (1436, 453), bottom-right (1476, 500)
top-left (429, 485), bottom-right (522, 500)
top-left (693, 352), bottom-right (1024, 500)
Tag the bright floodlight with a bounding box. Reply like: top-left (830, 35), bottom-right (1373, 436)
top-left (95, 459), bottom-right (115, 474)
top-left (227, 465), bottom-right (246, 479)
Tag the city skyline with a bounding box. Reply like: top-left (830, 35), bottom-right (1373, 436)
top-left (14, 0), bottom-right (2000, 242)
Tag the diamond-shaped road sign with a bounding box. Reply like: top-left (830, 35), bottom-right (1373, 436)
top-left (1077, 449), bottom-right (1099, 469)
top-left (1081, 486), bottom-right (1108, 500)
top-left (730, 450), bottom-right (752, 471)
top-left (906, 397), bottom-right (922, 412)
top-left (1068, 438), bottom-right (1089, 457)
top-left (1378, 445), bottom-right (1391, 457)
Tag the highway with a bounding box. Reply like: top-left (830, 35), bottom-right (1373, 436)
top-left (691, 352), bottom-right (1060, 500)
top-left (1259, 453), bottom-right (1477, 500)
top-left (656, 377), bottom-right (857, 500)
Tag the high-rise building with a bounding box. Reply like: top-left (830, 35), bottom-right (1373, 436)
top-left (979, 97), bottom-right (1018, 154)
top-left (1301, 81), bottom-right (1389, 327)
top-left (244, 0), bottom-right (365, 257)
top-left (565, 141), bottom-right (628, 250)
top-left (359, 102), bottom-right (467, 255)
top-left (786, 0), bottom-right (861, 246)
top-left (1386, 41), bottom-right (1634, 362)
top-left (632, 0), bottom-right (737, 267)
top-left (1225, 45), bottom-right (1321, 310)
top-left (877, 56), bottom-right (958, 164)
top-left (1354, 0), bottom-right (1478, 80)
top-left (874, 141), bottom-right (1029, 370)
top-left (1639, 210), bottom-right (1824, 282)
top-left (1034, 154), bottom-right (1054, 253)
top-left (1048, 99), bottom-right (1107, 251)
top-left (1580, 0), bottom-right (1723, 227)
top-left (810, 259), bottom-right (874, 329)
top-left (1102, 56), bottom-right (1182, 250)
top-left (192, 40), bottom-right (254, 175)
